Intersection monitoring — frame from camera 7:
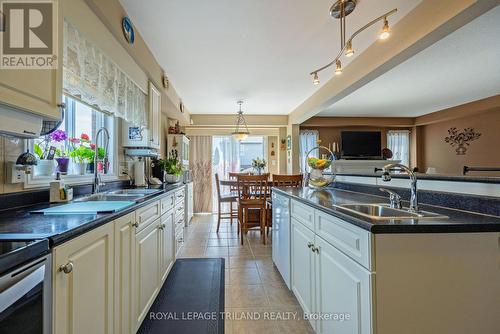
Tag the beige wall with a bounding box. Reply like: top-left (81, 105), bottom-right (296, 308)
top-left (420, 108), bottom-right (500, 176)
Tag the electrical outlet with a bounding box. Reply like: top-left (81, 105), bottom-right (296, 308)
top-left (119, 165), bottom-right (128, 176)
top-left (7, 162), bottom-right (25, 183)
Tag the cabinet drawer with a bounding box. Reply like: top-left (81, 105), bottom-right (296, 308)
top-left (175, 230), bottom-right (184, 256)
top-left (291, 199), bottom-right (315, 232)
top-left (175, 189), bottom-right (185, 204)
top-left (315, 210), bottom-right (372, 270)
top-left (174, 213), bottom-right (185, 234)
top-left (174, 202), bottom-right (185, 218)
top-left (136, 201), bottom-right (160, 231)
top-left (160, 194), bottom-right (175, 215)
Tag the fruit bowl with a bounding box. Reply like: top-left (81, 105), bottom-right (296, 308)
top-left (305, 145), bottom-right (335, 188)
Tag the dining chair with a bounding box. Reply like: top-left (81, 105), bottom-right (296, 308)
top-left (228, 172), bottom-right (250, 192)
top-left (214, 173), bottom-right (238, 233)
top-left (236, 174), bottom-right (269, 245)
top-left (266, 174), bottom-right (304, 235)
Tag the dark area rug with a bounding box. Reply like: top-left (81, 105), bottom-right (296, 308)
top-left (137, 258), bottom-right (225, 334)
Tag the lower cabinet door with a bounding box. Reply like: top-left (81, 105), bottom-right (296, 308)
top-left (53, 223), bottom-right (114, 334)
top-left (134, 219), bottom-right (161, 330)
top-left (315, 236), bottom-right (373, 334)
top-left (291, 219), bottom-right (316, 329)
top-left (160, 210), bottom-right (174, 282)
top-left (113, 213), bottom-right (136, 334)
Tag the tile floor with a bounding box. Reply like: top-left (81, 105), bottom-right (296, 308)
top-left (178, 214), bottom-right (314, 334)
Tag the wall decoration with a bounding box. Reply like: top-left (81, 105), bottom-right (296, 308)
top-left (444, 127), bottom-right (481, 155)
top-left (179, 100), bottom-right (185, 113)
top-left (162, 73), bottom-right (170, 89)
top-left (286, 135), bottom-right (292, 150)
top-left (280, 139), bottom-right (286, 151)
top-left (271, 150), bottom-right (275, 156)
top-left (121, 17), bottom-right (135, 44)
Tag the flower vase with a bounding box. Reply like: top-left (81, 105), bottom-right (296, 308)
top-left (76, 162), bottom-right (87, 175)
top-left (35, 160), bottom-right (55, 176)
top-left (254, 167), bottom-right (263, 175)
top-left (55, 157), bottom-right (70, 174)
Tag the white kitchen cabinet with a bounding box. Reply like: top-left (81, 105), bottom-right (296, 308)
top-left (53, 223), bottom-right (114, 334)
top-left (291, 218), bottom-right (316, 330)
top-left (272, 192), bottom-right (291, 288)
top-left (315, 235), bottom-right (373, 334)
top-left (134, 218), bottom-right (161, 331)
top-left (0, 0), bottom-right (63, 121)
top-left (149, 82), bottom-right (161, 149)
top-left (113, 213), bottom-right (136, 334)
top-left (186, 182), bottom-right (194, 225)
top-left (160, 209), bottom-right (174, 282)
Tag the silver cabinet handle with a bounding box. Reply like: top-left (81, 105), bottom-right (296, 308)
top-left (158, 223), bottom-right (166, 230)
top-left (59, 261), bottom-right (73, 274)
top-left (312, 246), bottom-right (320, 253)
top-left (307, 242), bottom-right (314, 248)
top-left (132, 222), bottom-right (139, 228)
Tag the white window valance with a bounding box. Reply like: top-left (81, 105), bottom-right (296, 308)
top-left (63, 20), bottom-right (147, 126)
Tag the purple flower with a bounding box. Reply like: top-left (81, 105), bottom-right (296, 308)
top-left (50, 129), bottom-right (67, 142)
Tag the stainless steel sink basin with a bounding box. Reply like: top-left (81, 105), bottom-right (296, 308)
top-left (76, 193), bottom-right (144, 202)
top-left (337, 204), bottom-right (448, 220)
top-left (107, 189), bottom-right (162, 196)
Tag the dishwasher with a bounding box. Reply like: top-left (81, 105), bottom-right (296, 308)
top-left (0, 240), bottom-right (52, 334)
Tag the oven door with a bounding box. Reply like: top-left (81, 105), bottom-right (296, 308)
top-left (0, 254), bottom-right (52, 334)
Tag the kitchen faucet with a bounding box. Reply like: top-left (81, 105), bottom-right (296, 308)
top-left (381, 163), bottom-right (419, 212)
top-left (93, 127), bottom-right (110, 194)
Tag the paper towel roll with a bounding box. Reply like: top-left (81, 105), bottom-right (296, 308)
top-left (134, 160), bottom-right (146, 187)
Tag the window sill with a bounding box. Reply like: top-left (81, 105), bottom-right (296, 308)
top-left (24, 173), bottom-right (119, 189)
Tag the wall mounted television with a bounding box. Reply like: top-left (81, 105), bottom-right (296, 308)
top-left (341, 131), bottom-right (382, 159)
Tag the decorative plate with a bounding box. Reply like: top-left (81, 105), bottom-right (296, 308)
top-left (122, 16), bottom-right (135, 44)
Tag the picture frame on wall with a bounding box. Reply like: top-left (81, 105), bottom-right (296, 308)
top-left (287, 135), bottom-right (291, 150)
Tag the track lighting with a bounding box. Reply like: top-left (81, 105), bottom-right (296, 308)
top-left (345, 40), bottom-right (354, 57)
top-left (335, 59), bottom-right (342, 75)
top-left (309, 1), bottom-right (397, 84)
top-left (379, 18), bottom-right (391, 40)
top-left (313, 72), bottom-right (320, 85)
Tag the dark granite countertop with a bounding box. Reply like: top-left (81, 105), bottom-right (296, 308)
top-left (334, 172), bottom-right (500, 184)
top-left (273, 187), bottom-right (500, 233)
top-left (0, 183), bottom-right (185, 247)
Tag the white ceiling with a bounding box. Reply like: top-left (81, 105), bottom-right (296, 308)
top-left (119, 0), bottom-right (420, 114)
top-left (318, 5), bottom-right (500, 117)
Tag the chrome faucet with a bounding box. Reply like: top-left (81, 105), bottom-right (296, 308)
top-left (379, 188), bottom-right (402, 209)
top-left (93, 127), bottom-right (110, 194)
top-left (381, 163), bottom-right (419, 212)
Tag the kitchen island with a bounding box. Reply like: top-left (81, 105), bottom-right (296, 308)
top-left (272, 186), bottom-right (500, 334)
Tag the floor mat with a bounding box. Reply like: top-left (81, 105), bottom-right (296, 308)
top-left (137, 258), bottom-right (225, 334)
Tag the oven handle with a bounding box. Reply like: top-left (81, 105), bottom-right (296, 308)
top-left (0, 265), bottom-right (45, 314)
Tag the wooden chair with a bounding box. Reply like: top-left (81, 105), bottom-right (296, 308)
top-left (236, 174), bottom-right (269, 245)
top-left (228, 172), bottom-right (250, 192)
top-left (266, 174), bottom-right (303, 234)
top-left (214, 173), bottom-right (238, 233)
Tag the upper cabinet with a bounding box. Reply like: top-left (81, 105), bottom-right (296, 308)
top-left (149, 82), bottom-right (161, 149)
top-left (0, 0), bottom-right (63, 120)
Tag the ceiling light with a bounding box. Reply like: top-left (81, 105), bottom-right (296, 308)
top-left (309, 1), bottom-right (397, 84)
top-left (379, 18), bottom-right (391, 40)
top-left (345, 40), bottom-right (354, 57)
top-left (231, 101), bottom-right (250, 141)
top-left (313, 72), bottom-right (320, 85)
top-left (335, 59), bottom-right (342, 75)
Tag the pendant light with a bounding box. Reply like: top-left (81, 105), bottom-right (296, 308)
top-left (310, 0), bottom-right (397, 83)
top-left (231, 101), bottom-right (250, 141)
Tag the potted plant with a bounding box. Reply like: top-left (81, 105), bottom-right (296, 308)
top-left (33, 138), bottom-right (55, 176)
top-left (159, 150), bottom-right (183, 184)
top-left (68, 133), bottom-right (94, 175)
top-left (251, 157), bottom-right (266, 175)
top-left (86, 145), bottom-right (106, 173)
top-left (50, 130), bottom-right (70, 174)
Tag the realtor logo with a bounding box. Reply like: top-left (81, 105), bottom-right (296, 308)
top-left (1, 0), bottom-right (58, 69)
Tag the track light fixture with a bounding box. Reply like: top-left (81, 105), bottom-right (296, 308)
top-left (310, 0), bottom-right (397, 84)
top-left (313, 72), bottom-right (320, 85)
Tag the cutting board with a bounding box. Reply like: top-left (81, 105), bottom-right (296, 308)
top-left (32, 201), bottom-right (135, 215)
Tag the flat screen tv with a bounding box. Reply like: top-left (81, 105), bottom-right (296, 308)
top-left (341, 131), bottom-right (382, 159)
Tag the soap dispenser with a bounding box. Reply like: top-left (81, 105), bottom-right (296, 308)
top-left (50, 172), bottom-right (73, 202)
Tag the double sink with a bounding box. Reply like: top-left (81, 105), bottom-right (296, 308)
top-left (77, 188), bottom-right (162, 203)
top-left (336, 203), bottom-right (448, 220)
